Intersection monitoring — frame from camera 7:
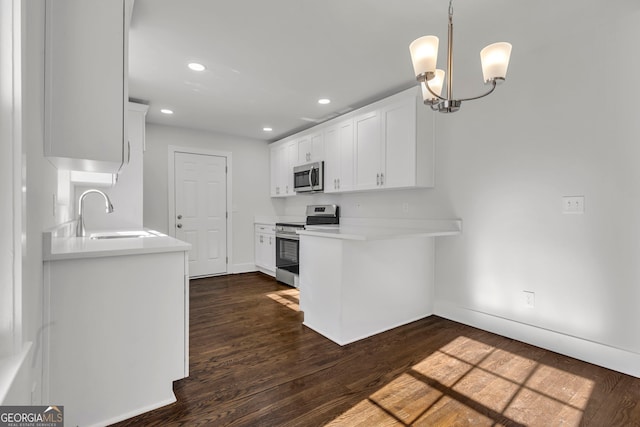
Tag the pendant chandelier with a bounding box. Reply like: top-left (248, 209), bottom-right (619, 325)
top-left (409, 0), bottom-right (512, 113)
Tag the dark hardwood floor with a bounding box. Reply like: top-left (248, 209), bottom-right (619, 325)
top-left (113, 272), bottom-right (640, 426)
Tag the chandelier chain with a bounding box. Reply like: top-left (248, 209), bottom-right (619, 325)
top-left (448, 0), bottom-right (453, 18)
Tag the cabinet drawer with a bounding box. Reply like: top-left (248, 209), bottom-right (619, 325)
top-left (255, 224), bottom-right (275, 234)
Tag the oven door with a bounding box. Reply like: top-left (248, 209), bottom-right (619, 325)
top-left (275, 234), bottom-right (300, 274)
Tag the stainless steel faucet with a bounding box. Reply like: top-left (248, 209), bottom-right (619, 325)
top-left (76, 189), bottom-right (114, 237)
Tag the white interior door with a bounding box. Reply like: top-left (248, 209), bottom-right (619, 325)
top-left (174, 152), bottom-right (227, 277)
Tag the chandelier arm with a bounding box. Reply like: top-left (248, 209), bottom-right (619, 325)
top-left (457, 80), bottom-right (497, 102)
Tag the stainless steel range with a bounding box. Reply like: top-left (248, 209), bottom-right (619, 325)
top-left (275, 204), bottom-right (339, 287)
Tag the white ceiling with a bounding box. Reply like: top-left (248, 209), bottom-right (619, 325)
top-left (128, 0), bottom-right (586, 142)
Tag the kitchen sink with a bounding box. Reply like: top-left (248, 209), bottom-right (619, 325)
top-left (89, 230), bottom-right (160, 240)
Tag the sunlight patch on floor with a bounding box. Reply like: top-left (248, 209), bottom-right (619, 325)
top-left (266, 288), bottom-right (300, 312)
top-left (326, 335), bottom-right (594, 426)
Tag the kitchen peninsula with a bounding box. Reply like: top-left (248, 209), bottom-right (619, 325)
top-left (298, 219), bottom-right (461, 345)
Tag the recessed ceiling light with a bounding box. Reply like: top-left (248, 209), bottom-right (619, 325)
top-left (187, 62), bottom-right (206, 71)
top-left (160, 108), bottom-right (174, 115)
top-left (318, 98), bottom-right (331, 105)
top-left (263, 127), bottom-right (273, 132)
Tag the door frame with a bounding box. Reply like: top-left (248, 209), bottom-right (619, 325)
top-left (167, 145), bottom-right (233, 275)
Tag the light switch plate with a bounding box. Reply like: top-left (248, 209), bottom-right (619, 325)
top-left (523, 291), bottom-right (535, 308)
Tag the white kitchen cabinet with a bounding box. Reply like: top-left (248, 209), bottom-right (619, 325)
top-left (43, 240), bottom-right (190, 427)
top-left (44, 0), bottom-right (133, 173)
top-left (324, 119), bottom-right (354, 193)
top-left (255, 223), bottom-right (276, 276)
top-left (270, 86), bottom-right (433, 196)
top-left (354, 87), bottom-right (434, 191)
top-left (270, 139), bottom-right (298, 197)
top-left (354, 109), bottom-right (382, 190)
top-left (297, 131), bottom-right (324, 164)
top-left (299, 229), bottom-right (437, 345)
top-left (380, 93), bottom-right (418, 188)
top-left (269, 144), bottom-right (279, 196)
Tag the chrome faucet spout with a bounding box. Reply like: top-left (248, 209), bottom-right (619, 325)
top-left (76, 189), bottom-right (115, 237)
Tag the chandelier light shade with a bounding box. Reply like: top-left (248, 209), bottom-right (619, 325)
top-left (409, 36), bottom-right (439, 81)
top-left (421, 69), bottom-right (445, 103)
top-left (480, 42), bottom-right (512, 83)
top-left (409, 0), bottom-right (512, 113)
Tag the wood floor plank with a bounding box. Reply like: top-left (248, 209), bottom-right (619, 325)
top-left (111, 273), bottom-right (640, 426)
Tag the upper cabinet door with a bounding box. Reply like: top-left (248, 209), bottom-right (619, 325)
top-left (380, 96), bottom-right (417, 189)
top-left (44, 0), bottom-right (130, 173)
top-left (323, 126), bottom-right (340, 193)
top-left (297, 136), bottom-right (311, 164)
top-left (354, 110), bottom-right (381, 191)
top-left (269, 139), bottom-right (298, 197)
top-left (284, 141), bottom-right (298, 195)
top-left (297, 131), bottom-right (324, 164)
top-left (325, 119), bottom-right (355, 193)
top-left (337, 120), bottom-right (355, 192)
top-left (310, 131), bottom-right (324, 162)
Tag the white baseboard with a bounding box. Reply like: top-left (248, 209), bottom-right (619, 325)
top-left (255, 266), bottom-right (275, 277)
top-left (90, 394), bottom-right (176, 427)
top-left (435, 301), bottom-right (640, 378)
top-left (232, 263), bottom-right (257, 274)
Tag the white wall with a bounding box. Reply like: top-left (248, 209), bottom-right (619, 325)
top-left (431, 1), bottom-right (640, 375)
top-left (143, 123), bottom-right (279, 272)
top-left (281, 0), bottom-right (640, 376)
top-left (2, 0), bottom-right (75, 405)
top-left (0, 0), bottom-right (20, 362)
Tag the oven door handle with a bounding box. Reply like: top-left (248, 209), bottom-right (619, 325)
top-left (276, 233), bottom-right (300, 241)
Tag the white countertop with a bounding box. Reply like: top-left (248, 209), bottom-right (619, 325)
top-left (297, 220), bottom-right (462, 241)
top-left (43, 228), bottom-right (191, 261)
top-left (254, 215), bottom-right (305, 225)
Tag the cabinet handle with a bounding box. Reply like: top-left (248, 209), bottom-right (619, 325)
top-left (286, 185), bottom-right (289, 193)
top-left (177, 214), bottom-right (182, 220)
top-left (338, 178), bottom-right (340, 189)
top-left (380, 173), bottom-right (384, 185)
top-left (376, 173), bottom-right (380, 186)
top-left (269, 237), bottom-right (272, 245)
top-left (177, 223), bottom-right (182, 229)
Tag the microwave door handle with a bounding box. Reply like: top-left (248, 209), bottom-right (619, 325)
top-left (309, 168), bottom-right (314, 190)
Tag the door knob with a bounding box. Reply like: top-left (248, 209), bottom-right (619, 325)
top-left (177, 214), bottom-right (182, 219)
top-left (177, 223), bottom-right (183, 228)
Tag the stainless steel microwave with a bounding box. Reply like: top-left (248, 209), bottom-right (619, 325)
top-left (293, 161), bottom-right (324, 193)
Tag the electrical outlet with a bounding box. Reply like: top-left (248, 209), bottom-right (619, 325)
top-left (562, 196), bottom-right (585, 214)
top-left (523, 291), bottom-right (535, 308)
